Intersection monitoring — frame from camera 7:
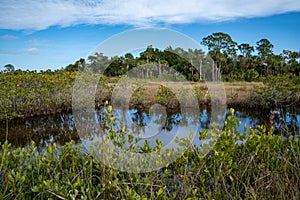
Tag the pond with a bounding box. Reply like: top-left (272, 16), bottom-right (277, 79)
top-left (1, 106), bottom-right (299, 152)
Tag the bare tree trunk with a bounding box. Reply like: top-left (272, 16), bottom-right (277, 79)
top-left (212, 62), bottom-right (215, 81)
top-left (158, 59), bottom-right (161, 76)
top-left (216, 60), bottom-right (221, 82)
top-left (199, 59), bottom-right (202, 81)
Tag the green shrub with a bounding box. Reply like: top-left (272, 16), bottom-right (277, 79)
top-left (251, 73), bottom-right (300, 107)
top-left (244, 69), bottom-right (259, 82)
top-left (154, 85), bottom-right (176, 107)
top-left (130, 87), bottom-right (145, 106)
top-left (193, 86), bottom-right (207, 103)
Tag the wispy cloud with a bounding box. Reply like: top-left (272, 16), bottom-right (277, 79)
top-left (0, 0), bottom-right (300, 30)
top-left (24, 48), bottom-right (39, 54)
top-left (26, 39), bottom-right (42, 45)
top-left (1, 34), bottom-right (18, 40)
top-left (0, 48), bottom-right (39, 55)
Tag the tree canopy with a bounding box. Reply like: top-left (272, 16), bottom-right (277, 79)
top-left (4, 32), bottom-right (299, 82)
top-left (72, 32), bottom-right (298, 82)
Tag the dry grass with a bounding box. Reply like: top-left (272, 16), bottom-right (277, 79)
top-left (124, 81), bottom-right (263, 106)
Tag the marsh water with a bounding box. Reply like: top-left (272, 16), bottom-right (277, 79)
top-left (1, 107), bottom-right (299, 151)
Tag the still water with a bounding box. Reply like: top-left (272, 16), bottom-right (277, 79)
top-left (1, 107), bottom-right (299, 151)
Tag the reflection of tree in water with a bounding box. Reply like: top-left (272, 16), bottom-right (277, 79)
top-left (129, 109), bottom-right (181, 132)
top-left (130, 110), bottom-right (147, 127)
top-left (0, 108), bottom-right (213, 150)
top-left (163, 113), bottom-right (181, 131)
top-left (271, 110), bottom-right (299, 135)
top-left (199, 109), bottom-right (211, 130)
top-left (1, 107), bottom-right (298, 151)
top-left (129, 108), bottom-right (204, 132)
top-left (0, 112), bottom-right (79, 151)
top-left (231, 107), bottom-right (300, 135)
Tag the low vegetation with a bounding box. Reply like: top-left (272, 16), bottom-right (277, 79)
top-left (1, 70), bottom-right (299, 121)
top-left (0, 70), bottom-right (76, 121)
top-left (251, 73), bottom-right (300, 108)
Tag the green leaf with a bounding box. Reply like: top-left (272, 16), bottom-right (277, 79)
top-left (157, 188), bottom-right (164, 196)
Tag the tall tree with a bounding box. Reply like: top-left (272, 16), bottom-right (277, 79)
top-left (3, 64), bottom-right (15, 72)
top-left (65, 58), bottom-right (85, 72)
top-left (140, 45), bottom-right (157, 63)
top-left (282, 50), bottom-right (300, 65)
top-left (123, 53), bottom-right (136, 71)
top-left (282, 50), bottom-right (300, 75)
top-left (238, 43), bottom-right (254, 57)
top-left (186, 48), bottom-right (205, 81)
top-left (256, 39), bottom-right (274, 59)
top-left (255, 39), bottom-right (274, 76)
top-left (201, 32), bottom-right (237, 81)
top-left (236, 43), bottom-right (255, 73)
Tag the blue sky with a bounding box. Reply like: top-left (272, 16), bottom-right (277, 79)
top-left (0, 0), bottom-right (300, 71)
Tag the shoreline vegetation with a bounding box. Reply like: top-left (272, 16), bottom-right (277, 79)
top-left (0, 70), bottom-right (299, 122)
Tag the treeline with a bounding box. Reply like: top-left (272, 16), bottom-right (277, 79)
top-left (201, 32), bottom-right (300, 81)
top-left (64, 32), bottom-right (300, 82)
top-left (3, 32), bottom-right (299, 82)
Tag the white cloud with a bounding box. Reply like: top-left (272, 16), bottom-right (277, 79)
top-left (1, 34), bottom-right (18, 40)
top-left (24, 48), bottom-right (39, 54)
top-left (0, 0), bottom-right (299, 30)
top-left (27, 39), bottom-right (41, 45)
top-left (0, 48), bottom-right (39, 55)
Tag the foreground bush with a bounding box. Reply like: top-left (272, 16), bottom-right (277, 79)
top-left (0, 110), bottom-right (299, 199)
